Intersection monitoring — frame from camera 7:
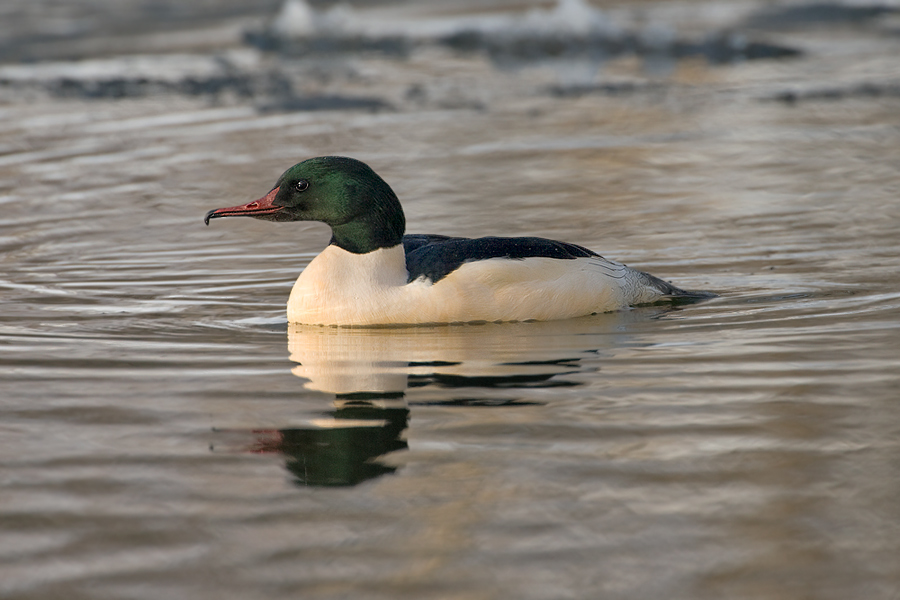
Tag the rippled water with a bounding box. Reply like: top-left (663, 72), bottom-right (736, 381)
top-left (2, 0), bottom-right (900, 598)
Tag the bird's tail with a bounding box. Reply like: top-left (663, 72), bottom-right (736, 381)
top-left (639, 270), bottom-right (717, 303)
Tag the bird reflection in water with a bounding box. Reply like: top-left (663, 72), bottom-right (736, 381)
top-left (219, 311), bottom-right (671, 487)
top-left (246, 393), bottom-right (410, 487)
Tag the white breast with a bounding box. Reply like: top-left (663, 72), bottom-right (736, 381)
top-left (287, 244), bottom-right (664, 326)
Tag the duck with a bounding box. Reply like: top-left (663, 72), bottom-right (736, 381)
top-left (205, 156), bottom-right (713, 326)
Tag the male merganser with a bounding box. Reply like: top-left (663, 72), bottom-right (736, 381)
top-left (205, 156), bottom-right (713, 325)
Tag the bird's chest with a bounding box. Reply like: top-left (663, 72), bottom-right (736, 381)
top-left (287, 245), bottom-right (409, 324)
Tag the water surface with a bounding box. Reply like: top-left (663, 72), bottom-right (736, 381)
top-left (2, 1), bottom-right (900, 598)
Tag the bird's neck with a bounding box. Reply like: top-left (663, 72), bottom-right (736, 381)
top-left (329, 200), bottom-right (405, 254)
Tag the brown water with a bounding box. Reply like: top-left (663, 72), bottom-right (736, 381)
top-left (2, 1), bottom-right (900, 598)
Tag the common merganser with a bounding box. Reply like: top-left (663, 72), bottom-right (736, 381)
top-left (205, 156), bottom-right (713, 326)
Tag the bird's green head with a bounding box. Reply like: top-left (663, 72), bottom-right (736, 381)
top-left (205, 156), bottom-right (406, 254)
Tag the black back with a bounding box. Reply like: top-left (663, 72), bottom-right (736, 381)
top-left (403, 234), bottom-right (599, 284)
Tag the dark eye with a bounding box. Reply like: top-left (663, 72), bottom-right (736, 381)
top-left (295, 179), bottom-right (309, 192)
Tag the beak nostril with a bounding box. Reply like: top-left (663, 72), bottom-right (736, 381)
top-left (247, 202), bottom-right (259, 209)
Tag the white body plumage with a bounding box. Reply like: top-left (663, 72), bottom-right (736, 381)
top-left (287, 244), bottom-right (668, 326)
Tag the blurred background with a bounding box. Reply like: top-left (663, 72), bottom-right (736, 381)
top-left (2, 0), bottom-right (895, 110)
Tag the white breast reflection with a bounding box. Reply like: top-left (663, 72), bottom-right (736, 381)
top-left (286, 311), bottom-right (668, 396)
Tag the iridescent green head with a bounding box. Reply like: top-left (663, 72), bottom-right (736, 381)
top-left (205, 156), bottom-right (406, 254)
